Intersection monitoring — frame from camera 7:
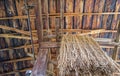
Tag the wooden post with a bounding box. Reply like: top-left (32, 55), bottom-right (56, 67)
top-left (112, 21), bottom-right (120, 60)
top-left (31, 0), bottom-right (48, 76)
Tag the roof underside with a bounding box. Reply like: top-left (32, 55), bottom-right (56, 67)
top-left (0, 0), bottom-right (120, 76)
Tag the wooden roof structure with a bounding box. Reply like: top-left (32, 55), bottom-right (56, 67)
top-left (0, 0), bottom-right (120, 76)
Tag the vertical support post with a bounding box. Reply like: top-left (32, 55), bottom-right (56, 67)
top-left (31, 0), bottom-right (48, 76)
top-left (112, 21), bottom-right (120, 60)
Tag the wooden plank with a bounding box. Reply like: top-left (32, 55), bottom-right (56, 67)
top-left (111, 0), bottom-right (120, 29)
top-left (92, 0), bottom-right (100, 29)
top-left (102, 0), bottom-right (115, 29)
top-left (96, 0), bottom-right (105, 29)
top-left (83, 0), bottom-right (95, 29)
top-left (65, 0), bottom-right (73, 29)
top-left (31, 49), bottom-right (48, 76)
top-left (49, 0), bottom-right (56, 29)
top-left (74, 0), bottom-right (83, 29)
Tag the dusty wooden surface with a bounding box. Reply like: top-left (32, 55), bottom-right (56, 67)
top-left (0, 0), bottom-right (120, 75)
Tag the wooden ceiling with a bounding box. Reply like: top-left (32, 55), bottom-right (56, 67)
top-left (0, 0), bottom-right (120, 76)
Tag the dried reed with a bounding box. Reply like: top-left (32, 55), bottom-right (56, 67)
top-left (58, 34), bottom-right (120, 76)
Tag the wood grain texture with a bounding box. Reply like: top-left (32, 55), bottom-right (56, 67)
top-left (65, 0), bottom-right (74, 29)
top-left (49, 0), bottom-right (56, 29)
top-left (74, 0), bottom-right (83, 29)
top-left (83, 0), bottom-right (95, 29)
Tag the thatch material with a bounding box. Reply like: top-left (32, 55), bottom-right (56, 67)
top-left (58, 34), bottom-right (120, 76)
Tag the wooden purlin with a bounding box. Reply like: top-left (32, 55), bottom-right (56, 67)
top-left (0, 12), bottom-right (120, 20)
top-left (0, 25), bottom-right (37, 36)
top-left (0, 68), bottom-right (33, 76)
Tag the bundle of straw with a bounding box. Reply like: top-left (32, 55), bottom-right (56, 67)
top-left (58, 34), bottom-right (120, 76)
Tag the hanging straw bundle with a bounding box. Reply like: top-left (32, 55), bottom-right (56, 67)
top-left (58, 34), bottom-right (120, 76)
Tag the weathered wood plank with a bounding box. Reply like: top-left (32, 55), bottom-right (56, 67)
top-left (92, 0), bottom-right (100, 29)
top-left (74, 0), bottom-right (83, 29)
top-left (83, 0), bottom-right (95, 29)
top-left (112, 0), bottom-right (120, 29)
top-left (65, 0), bottom-right (74, 29)
top-left (49, 0), bottom-right (56, 29)
top-left (31, 49), bottom-right (48, 76)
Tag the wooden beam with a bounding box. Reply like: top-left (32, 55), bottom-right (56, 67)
top-left (0, 34), bottom-right (38, 40)
top-left (44, 29), bottom-right (117, 38)
top-left (0, 57), bottom-right (33, 63)
top-left (0, 25), bottom-right (118, 34)
top-left (0, 25), bottom-right (37, 36)
top-left (40, 40), bottom-right (119, 49)
top-left (44, 29), bottom-right (117, 33)
top-left (0, 12), bottom-right (120, 20)
top-left (0, 15), bottom-right (35, 20)
top-left (0, 38), bottom-right (119, 52)
top-left (0, 68), bottom-right (32, 76)
top-left (31, 0), bottom-right (47, 76)
top-left (0, 44), bottom-right (39, 51)
top-left (0, 29), bottom-right (117, 40)
top-left (0, 41), bottom-right (117, 52)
